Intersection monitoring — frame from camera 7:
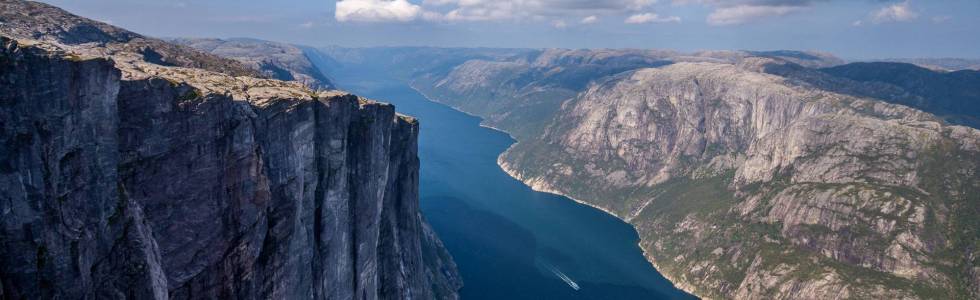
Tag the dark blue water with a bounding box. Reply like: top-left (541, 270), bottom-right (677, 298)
top-left (335, 73), bottom-right (693, 300)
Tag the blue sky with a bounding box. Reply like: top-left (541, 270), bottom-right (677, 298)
top-left (40, 0), bottom-right (980, 59)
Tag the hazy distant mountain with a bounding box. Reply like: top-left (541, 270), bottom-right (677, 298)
top-left (759, 60), bottom-right (980, 128)
top-left (320, 47), bottom-right (980, 299)
top-left (821, 62), bottom-right (980, 127)
top-left (171, 37), bottom-right (335, 89)
top-left (874, 58), bottom-right (980, 72)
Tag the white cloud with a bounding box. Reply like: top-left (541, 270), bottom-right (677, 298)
top-left (672, 0), bottom-right (824, 25)
top-left (706, 4), bottom-right (803, 26)
top-left (871, 0), bottom-right (918, 24)
top-left (337, 0), bottom-right (661, 23)
top-left (625, 12), bottom-right (681, 24)
top-left (852, 20), bottom-right (863, 27)
top-left (581, 15), bottom-right (599, 24)
top-left (300, 21), bottom-right (315, 28)
top-left (552, 20), bottom-right (569, 28)
top-left (335, 0), bottom-right (424, 22)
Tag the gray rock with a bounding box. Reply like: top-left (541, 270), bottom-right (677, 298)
top-left (171, 38), bottom-right (335, 90)
top-left (0, 1), bottom-right (461, 297)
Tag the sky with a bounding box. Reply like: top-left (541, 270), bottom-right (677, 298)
top-left (38, 0), bottom-right (980, 59)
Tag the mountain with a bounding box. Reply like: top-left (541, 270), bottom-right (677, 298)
top-left (874, 58), bottom-right (980, 72)
top-left (403, 48), bottom-right (842, 140)
top-left (758, 61), bottom-right (980, 128)
top-left (0, 0), bottom-right (258, 77)
top-left (820, 62), bottom-right (980, 127)
top-left (171, 38), bottom-right (335, 90)
top-left (322, 47), bottom-right (980, 299)
top-left (0, 1), bottom-right (460, 299)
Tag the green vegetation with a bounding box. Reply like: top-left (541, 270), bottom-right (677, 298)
top-left (178, 88), bottom-right (201, 101)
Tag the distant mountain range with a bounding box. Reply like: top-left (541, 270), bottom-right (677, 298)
top-left (873, 58), bottom-right (980, 72)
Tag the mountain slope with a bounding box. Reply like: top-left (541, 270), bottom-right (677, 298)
top-left (0, 0), bottom-right (258, 77)
top-left (875, 58), bottom-right (980, 72)
top-left (171, 38), bottom-right (335, 89)
top-left (0, 1), bottom-right (460, 299)
top-left (499, 61), bottom-right (979, 299)
top-left (820, 62), bottom-right (980, 126)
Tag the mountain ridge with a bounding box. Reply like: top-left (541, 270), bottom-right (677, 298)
top-left (169, 37), bottom-right (336, 90)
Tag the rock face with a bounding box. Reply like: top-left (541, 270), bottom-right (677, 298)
top-left (0, 1), bottom-right (460, 299)
top-left (344, 47), bottom-right (979, 299)
top-left (171, 38), bottom-right (335, 90)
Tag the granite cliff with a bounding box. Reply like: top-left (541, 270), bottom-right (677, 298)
top-left (0, 1), bottom-right (460, 299)
top-left (327, 47), bottom-right (979, 299)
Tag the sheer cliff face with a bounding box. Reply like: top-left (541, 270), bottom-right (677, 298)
top-left (402, 49), bottom-right (980, 299)
top-left (0, 2), bottom-right (460, 298)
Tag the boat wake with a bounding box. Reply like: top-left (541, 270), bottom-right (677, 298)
top-left (544, 264), bottom-right (580, 291)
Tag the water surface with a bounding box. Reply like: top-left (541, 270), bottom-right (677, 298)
top-left (335, 72), bottom-right (694, 300)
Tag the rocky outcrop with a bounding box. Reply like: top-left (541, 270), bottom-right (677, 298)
top-left (0, 1), bottom-right (460, 299)
top-left (0, 0), bottom-right (259, 77)
top-left (171, 38), bottom-right (335, 90)
top-left (398, 49), bottom-right (980, 299)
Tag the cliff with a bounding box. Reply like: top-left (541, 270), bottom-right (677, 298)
top-left (0, 1), bottom-right (460, 299)
top-left (382, 48), bottom-right (979, 299)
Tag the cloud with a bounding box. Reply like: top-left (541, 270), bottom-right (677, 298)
top-left (300, 21), bottom-right (315, 29)
top-left (625, 13), bottom-right (681, 24)
top-left (706, 4), bottom-right (804, 25)
top-left (552, 20), bottom-right (569, 28)
top-left (581, 15), bottom-right (599, 24)
top-left (870, 0), bottom-right (917, 24)
top-left (674, 0), bottom-right (856, 25)
top-left (335, 0), bottom-right (424, 22)
top-left (337, 0), bottom-right (661, 23)
top-left (438, 0), bottom-right (660, 21)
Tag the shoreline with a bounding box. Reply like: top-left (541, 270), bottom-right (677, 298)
top-left (410, 84), bottom-right (704, 299)
top-left (496, 152), bottom-right (702, 299)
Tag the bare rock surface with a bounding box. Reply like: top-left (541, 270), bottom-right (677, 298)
top-left (0, 1), bottom-right (460, 299)
top-left (171, 38), bottom-right (335, 90)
